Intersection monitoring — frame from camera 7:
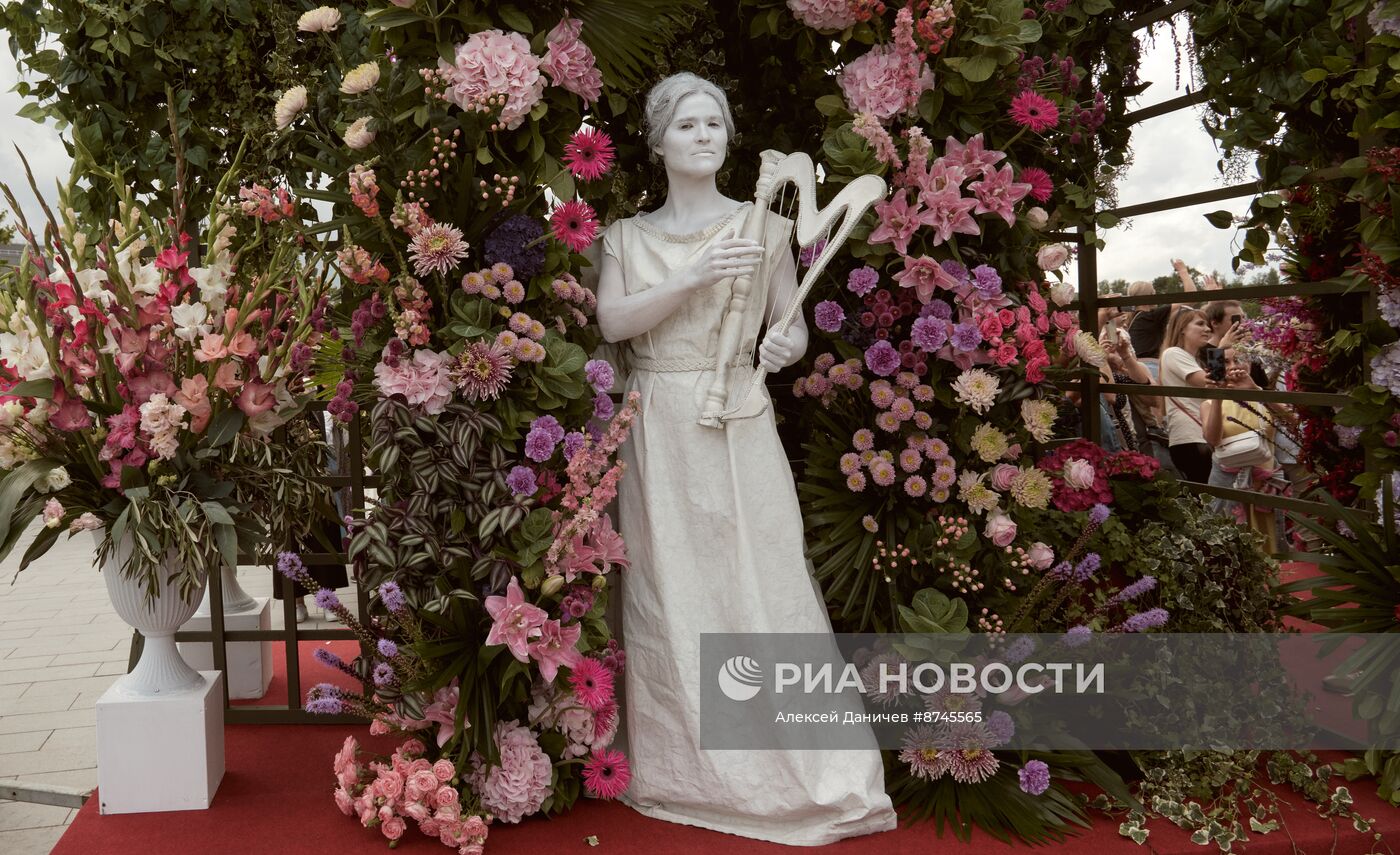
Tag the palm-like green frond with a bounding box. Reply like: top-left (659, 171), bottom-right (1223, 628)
top-left (573, 0), bottom-right (705, 90)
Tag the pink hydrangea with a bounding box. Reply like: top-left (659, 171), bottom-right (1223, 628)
top-left (542, 19), bottom-right (602, 104)
top-left (787, 0), bottom-right (862, 31)
top-left (439, 30), bottom-right (544, 130)
top-left (839, 44), bottom-right (934, 122)
top-left (372, 348), bottom-right (455, 415)
top-left (474, 720), bottom-right (551, 824)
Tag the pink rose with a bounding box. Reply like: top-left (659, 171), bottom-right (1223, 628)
top-left (465, 846), bottom-right (485, 855)
top-left (378, 769), bottom-right (405, 800)
top-left (175, 375), bottom-right (212, 434)
top-left (434, 785), bottom-right (458, 809)
top-left (989, 463), bottom-right (1018, 492)
top-left (1036, 243), bottom-right (1070, 271)
top-left (403, 802), bottom-right (431, 822)
top-left (978, 313), bottom-right (1004, 340)
top-left (381, 815), bottom-right (406, 841)
top-left (1026, 541), bottom-right (1055, 570)
top-left (433, 758), bottom-right (455, 782)
top-left (409, 769), bottom-right (438, 799)
top-left (1005, 443), bottom-right (1022, 461)
top-left (1062, 458), bottom-right (1095, 490)
top-left (983, 510), bottom-right (1017, 548)
top-left (333, 787), bottom-right (354, 816)
top-left (419, 818), bottom-right (441, 837)
top-left (369, 719), bottom-right (390, 736)
top-left (463, 815), bottom-right (487, 836)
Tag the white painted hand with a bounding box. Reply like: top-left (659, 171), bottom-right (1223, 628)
top-left (758, 328), bottom-right (795, 373)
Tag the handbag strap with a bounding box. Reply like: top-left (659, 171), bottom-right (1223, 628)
top-left (1167, 396), bottom-right (1203, 427)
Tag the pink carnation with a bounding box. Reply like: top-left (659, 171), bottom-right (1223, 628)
top-left (787, 0), bottom-right (862, 30)
top-left (839, 44), bottom-right (934, 122)
top-left (474, 720), bottom-right (551, 824)
top-left (439, 30), bottom-right (544, 130)
top-left (373, 348), bottom-right (455, 415)
top-left (542, 19), bottom-right (602, 104)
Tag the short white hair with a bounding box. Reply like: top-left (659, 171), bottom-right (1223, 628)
top-left (643, 72), bottom-right (736, 163)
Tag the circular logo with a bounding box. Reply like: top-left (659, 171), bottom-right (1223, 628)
top-left (717, 655), bottom-right (763, 701)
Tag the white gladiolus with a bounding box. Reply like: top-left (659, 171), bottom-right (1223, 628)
top-left (343, 116), bottom-right (375, 150)
top-left (340, 62), bottom-right (381, 95)
top-left (297, 7), bottom-right (341, 32)
top-left (274, 86), bottom-right (308, 130)
top-left (171, 302), bottom-right (211, 342)
top-left (75, 268), bottom-right (114, 307)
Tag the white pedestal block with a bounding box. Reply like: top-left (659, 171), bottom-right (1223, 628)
top-left (95, 671), bottom-right (225, 814)
top-left (179, 597), bottom-right (273, 700)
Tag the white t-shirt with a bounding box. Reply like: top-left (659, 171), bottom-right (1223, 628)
top-left (1160, 346), bottom-right (1205, 446)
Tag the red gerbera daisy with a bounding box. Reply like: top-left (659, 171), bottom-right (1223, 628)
top-left (563, 128), bottom-right (616, 182)
top-left (581, 747), bottom-right (631, 799)
top-left (1018, 166), bottom-right (1054, 202)
top-left (568, 656), bottom-right (615, 711)
top-left (1008, 91), bottom-right (1060, 133)
top-left (550, 200), bottom-right (600, 253)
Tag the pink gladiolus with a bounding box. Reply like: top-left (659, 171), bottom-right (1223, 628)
top-left (195, 333), bottom-right (229, 363)
top-left (213, 362), bottom-right (241, 392)
top-left (51, 395), bottom-right (92, 432)
top-left (484, 576), bottom-right (548, 663)
top-left (236, 381), bottom-right (276, 418)
top-left (226, 331), bottom-right (258, 360)
top-left (176, 375), bottom-right (212, 433)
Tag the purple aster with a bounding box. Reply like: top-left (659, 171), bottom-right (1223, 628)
top-left (1119, 607), bottom-right (1170, 633)
top-left (971, 264), bottom-right (1002, 298)
top-left (305, 697), bottom-right (344, 714)
top-left (373, 662), bottom-right (395, 687)
top-left (593, 392), bottom-right (615, 421)
top-left (1107, 575), bottom-right (1157, 606)
top-left (377, 638), bottom-right (398, 658)
top-left (1089, 503), bottom-right (1111, 524)
top-left (506, 464), bottom-right (538, 496)
top-left (562, 430), bottom-right (587, 461)
top-left (986, 710), bottom-right (1015, 746)
top-left (864, 340), bottom-right (901, 376)
top-left (1018, 759), bottom-right (1051, 795)
top-left (940, 260), bottom-right (970, 283)
top-left (378, 581), bottom-right (406, 613)
top-left (1062, 625), bottom-right (1092, 647)
top-left (584, 359), bottom-right (615, 393)
top-left (314, 588), bottom-right (341, 612)
top-left (847, 266), bottom-right (879, 296)
top-left (814, 300), bottom-right (846, 333)
top-left (923, 299), bottom-right (953, 321)
top-left (951, 322), bottom-right (982, 352)
top-left (1072, 552), bottom-right (1101, 582)
top-left (911, 316), bottom-right (948, 352)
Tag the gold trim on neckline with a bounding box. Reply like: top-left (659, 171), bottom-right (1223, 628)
top-left (632, 202), bottom-right (750, 243)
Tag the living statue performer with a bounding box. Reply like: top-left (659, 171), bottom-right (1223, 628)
top-left (594, 72), bottom-right (897, 846)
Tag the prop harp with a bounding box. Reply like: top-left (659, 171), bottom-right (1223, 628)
top-left (698, 150), bottom-right (887, 428)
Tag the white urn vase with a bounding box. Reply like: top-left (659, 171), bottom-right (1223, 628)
top-left (95, 532), bottom-right (208, 697)
top-left (193, 563), bottom-right (258, 617)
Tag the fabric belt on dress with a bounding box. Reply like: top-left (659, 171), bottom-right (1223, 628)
top-left (629, 352), bottom-right (754, 373)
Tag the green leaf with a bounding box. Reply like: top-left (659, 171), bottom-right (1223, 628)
top-left (17, 522), bottom-right (62, 572)
top-left (214, 523), bottom-right (238, 573)
top-left (496, 4), bottom-right (533, 33)
top-left (0, 460), bottom-right (56, 558)
top-left (204, 409), bottom-right (244, 448)
top-left (815, 95), bottom-right (847, 117)
top-left (201, 501), bottom-right (235, 526)
top-left (952, 55), bottom-right (999, 83)
top-left (8, 378), bottom-right (54, 398)
top-left (1204, 210), bottom-right (1235, 229)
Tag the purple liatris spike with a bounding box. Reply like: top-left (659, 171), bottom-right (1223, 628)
top-left (314, 588), bottom-right (341, 612)
top-left (373, 662), bottom-right (395, 687)
top-left (276, 551), bottom-right (305, 580)
top-left (1048, 560), bottom-right (1073, 580)
top-left (1089, 503), bottom-right (1111, 525)
top-left (306, 697), bottom-right (344, 714)
top-left (1072, 552), bottom-right (1101, 582)
top-left (1063, 625), bottom-right (1092, 647)
top-left (1118, 607), bottom-right (1169, 633)
top-left (378, 581), bottom-right (406, 613)
top-left (313, 648), bottom-right (343, 669)
top-left (377, 639), bottom-right (398, 658)
top-left (1108, 575), bottom-right (1156, 606)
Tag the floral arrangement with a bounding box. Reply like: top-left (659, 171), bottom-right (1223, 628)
top-left (0, 147), bottom-right (332, 597)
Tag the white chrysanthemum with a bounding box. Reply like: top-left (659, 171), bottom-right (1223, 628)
top-left (343, 116), bottom-right (375, 150)
top-left (340, 62), bottom-right (381, 95)
top-left (1020, 398), bottom-right (1057, 443)
top-left (297, 6), bottom-right (341, 32)
top-left (956, 471), bottom-right (1001, 515)
top-left (951, 368), bottom-right (1000, 415)
top-left (274, 86), bottom-right (308, 130)
top-left (1073, 330), bottom-right (1107, 367)
top-left (969, 423), bottom-right (1009, 463)
top-left (1010, 467), bottom-right (1053, 509)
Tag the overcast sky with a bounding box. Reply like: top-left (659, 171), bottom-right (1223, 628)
top-left (3, 19), bottom-right (1252, 285)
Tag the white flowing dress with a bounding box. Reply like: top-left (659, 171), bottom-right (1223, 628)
top-left (600, 204), bottom-right (898, 846)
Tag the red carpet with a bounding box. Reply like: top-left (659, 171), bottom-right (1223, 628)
top-left (56, 587), bottom-right (1394, 854)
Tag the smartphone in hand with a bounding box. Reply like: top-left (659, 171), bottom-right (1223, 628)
top-left (1203, 346), bottom-right (1226, 383)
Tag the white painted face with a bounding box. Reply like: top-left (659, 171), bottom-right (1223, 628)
top-left (656, 92), bottom-right (728, 178)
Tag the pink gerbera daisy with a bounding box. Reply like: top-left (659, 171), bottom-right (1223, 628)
top-left (1019, 166), bottom-right (1054, 202)
top-left (453, 341), bottom-right (514, 401)
top-left (563, 128), bottom-right (616, 182)
top-left (550, 200), bottom-right (599, 253)
top-left (1008, 91), bottom-right (1060, 133)
top-left (568, 657), bottom-right (614, 711)
top-left (592, 699), bottom-right (618, 742)
top-left (408, 222), bottom-right (470, 277)
top-left (581, 748), bottom-right (631, 799)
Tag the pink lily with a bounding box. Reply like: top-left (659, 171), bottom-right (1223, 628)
top-left (484, 576), bottom-right (548, 663)
top-left (527, 619), bottom-right (583, 683)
